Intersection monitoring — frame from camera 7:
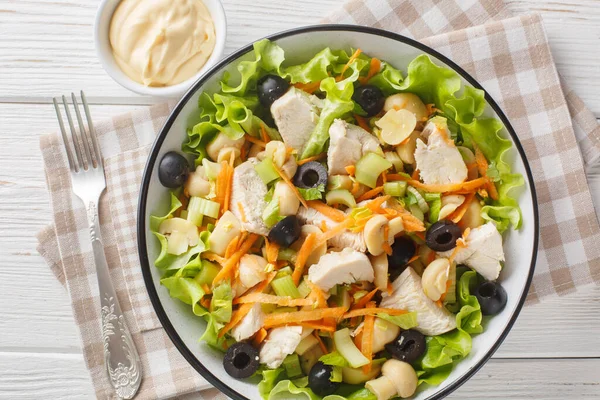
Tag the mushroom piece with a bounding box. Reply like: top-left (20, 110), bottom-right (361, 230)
top-left (274, 180), bottom-right (300, 216)
top-left (365, 359), bottom-right (418, 400)
top-left (184, 167), bottom-right (211, 197)
top-left (364, 215), bottom-right (389, 256)
top-left (158, 217), bottom-right (200, 255)
top-left (383, 93), bottom-right (428, 121)
top-left (208, 211), bottom-right (242, 256)
top-left (206, 133), bottom-right (244, 161)
top-left (238, 254), bottom-right (268, 292)
top-left (369, 253), bottom-right (389, 291)
top-left (259, 140), bottom-right (287, 167)
top-left (421, 258), bottom-right (451, 301)
top-left (371, 318), bottom-right (400, 353)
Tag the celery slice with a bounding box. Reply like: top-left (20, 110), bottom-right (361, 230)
top-left (187, 197), bottom-right (220, 227)
top-left (355, 152), bottom-right (392, 188)
top-left (383, 181), bottom-right (407, 197)
top-left (297, 279), bottom-right (311, 298)
top-left (278, 248), bottom-right (298, 263)
top-left (327, 175), bottom-right (353, 191)
top-left (275, 266), bottom-right (293, 278)
top-left (409, 203), bottom-right (424, 222)
top-left (295, 335), bottom-right (319, 356)
top-left (407, 186), bottom-right (429, 213)
top-left (333, 328), bottom-right (369, 368)
top-left (283, 354), bottom-right (303, 379)
top-left (254, 157), bottom-right (279, 185)
top-left (326, 189), bottom-right (357, 208)
top-left (384, 150), bottom-right (404, 172)
top-left (202, 159), bottom-right (222, 181)
top-left (194, 260), bottom-right (220, 286)
top-left (262, 196), bottom-right (284, 228)
top-left (271, 275), bottom-right (301, 298)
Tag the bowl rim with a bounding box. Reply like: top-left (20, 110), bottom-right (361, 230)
top-left (93, 0), bottom-right (227, 97)
top-left (137, 24), bottom-right (539, 400)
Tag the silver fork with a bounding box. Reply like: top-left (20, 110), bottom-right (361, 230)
top-left (53, 92), bottom-right (142, 399)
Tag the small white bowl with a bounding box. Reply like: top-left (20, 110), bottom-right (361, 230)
top-left (94, 0), bottom-right (227, 98)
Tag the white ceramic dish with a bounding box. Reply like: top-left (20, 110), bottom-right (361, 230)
top-left (94, 0), bottom-right (227, 97)
top-left (138, 26), bottom-right (538, 400)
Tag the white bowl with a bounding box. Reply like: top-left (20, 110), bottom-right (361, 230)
top-left (138, 26), bottom-right (539, 400)
top-left (94, 0), bottom-right (227, 97)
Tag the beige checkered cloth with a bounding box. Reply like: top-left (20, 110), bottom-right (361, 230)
top-left (36, 0), bottom-right (600, 398)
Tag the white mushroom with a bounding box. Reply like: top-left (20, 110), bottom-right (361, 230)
top-left (375, 109), bottom-right (417, 146)
top-left (364, 215), bottom-right (389, 256)
top-left (369, 253), bottom-right (389, 291)
top-left (421, 258), bottom-right (451, 301)
top-left (216, 146), bottom-right (241, 164)
top-left (273, 180), bottom-right (300, 216)
top-left (438, 194), bottom-right (466, 221)
top-left (259, 140), bottom-right (287, 167)
top-left (387, 217), bottom-right (404, 244)
top-left (206, 133), bottom-right (244, 161)
top-left (158, 217), bottom-right (200, 255)
top-left (238, 254), bottom-right (268, 292)
top-left (371, 318), bottom-right (400, 353)
top-left (395, 130), bottom-right (420, 165)
top-left (208, 211), bottom-right (242, 256)
top-left (383, 93), bottom-right (428, 121)
top-left (185, 167), bottom-right (211, 197)
top-left (366, 359), bottom-right (418, 400)
top-left (461, 199), bottom-right (484, 229)
top-left (280, 155), bottom-right (298, 180)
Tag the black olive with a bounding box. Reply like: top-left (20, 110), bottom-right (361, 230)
top-left (293, 161), bottom-right (328, 189)
top-left (385, 329), bottom-right (426, 364)
top-left (257, 74), bottom-right (290, 108)
top-left (223, 342), bottom-right (260, 379)
top-left (268, 215), bottom-right (301, 248)
top-left (388, 237), bottom-right (416, 281)
top-left (426, 220), bottom-right (462, 252)
top-left (352, 85), bottom-right (385, 117)
top-left (158, 151), bottom-right (190, 188)
top-left (308, 361), bottom-right (340, 396)
top-left (476, 281), bottom-right (508, 316)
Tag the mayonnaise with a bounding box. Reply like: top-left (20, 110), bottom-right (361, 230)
top-left (109, 0), bottom-right (216, 87)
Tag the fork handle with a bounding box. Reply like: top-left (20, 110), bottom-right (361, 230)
top-left (87, 201), bottom-right (142, 399)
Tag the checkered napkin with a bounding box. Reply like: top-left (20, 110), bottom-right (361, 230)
top-left (36, 0), bottom-right (600, 398)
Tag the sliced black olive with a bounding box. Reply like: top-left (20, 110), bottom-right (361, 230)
top-left (308, 361), bottom-right (340, 396)
top-left (476, 281), bottom-right (508, 316)
top-left (385, 329), bottom-right (426, 364)
top-left (268, 215), bottom-right (301, 248)
top-left (388, 237), bottom-right (416, 281)
top-left (223, 342), bottom-right (260, 379)
top-left (257, 74), bottom-right (290, 108)
top-left (158, 151), bottom-right (190, 188)
top-left (426, 220), bottom-right (462, 252)
top-left (293, 161), bottom-right (328, 189)
top-left (352, 85), bottom-right (385, 117)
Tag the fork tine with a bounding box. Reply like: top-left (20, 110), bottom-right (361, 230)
top-left (53, 97), bottom-right (77, 171)
top-left (71, 93), bottom-right (94, 169)
top-left (62, 95), bottom-right (86, 170)
top-left (81, 91), bottom-right (103, 168)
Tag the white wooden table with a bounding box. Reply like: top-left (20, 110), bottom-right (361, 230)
top-left (1, 0), bottom-right (599, 398)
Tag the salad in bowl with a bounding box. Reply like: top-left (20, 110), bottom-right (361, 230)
top-left (146, 34), bottom-right (529, 400)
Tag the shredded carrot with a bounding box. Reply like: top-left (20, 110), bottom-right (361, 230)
top-left (224, 235), bottom-right (241, 259)
top-left (449, 192), bottom-right (475, 223)
top-left (203, 252), bottom-right (226, 265)
top-left (212, 234), bottom-right (259, 284)
top-left (351, 288), bottom-right (378, 310)
top-left (320, 220), bottom-right (328, 232)
top-left (200, 297), bottom-right (211, 309)
top-left (448, 228), bottom-right (470, 264)
top-left (306, 200), bottom-right (346, 222)
top-left (387, 282), bottom-right (394, 295)
top-left (260, 124), bottom-right (271, 144)
top-left (306, 280), bottom-right (328, 309)
top-left (361, 307), bottom-right (375, 373)
top-left (356, 186), bottom-right (384, 202)
top-left (426, 103), bottom-right (437, 116)
top-left (298, 320), bottom-right (336, 332)
top-left (351, 181), bottom-right (361, 196)
top-left (252, 328), bottom-right (269, 347)
top-left (316, 219), bottom-right (354, 247)
top-left (201, 284), bottom-right (212, 294)
top-left (264, 307), bottom-right (347, 328)
top-left (388, 174), bottom-right (489, 193)
top-left (381, 170), bottom-right (388, 184)
top-left (217, 162), bottom-right (234, 214)
top-left (411, 169), bottom-right (420, 180)
top-left (219, 303), bottom-right (254, 338)
top-left (272, 162), bottom-right (308, 208)
top-left (239, 142), bottom-right (249, 162)
top-left (314, 331), bottom-right (329, 354)
top-left (294, 80), bottom-right (322, 94)
top-left (354, 114), bottom-right (372, 133)
top-left (342, 307), bottom-right (408, 319)
top-left (293, 233), bottom-right (317, 285)
top-left (298, 153), bottom-right (326, 165)
top-left (365, 195), bottom-right (391, 212)
top-left (338, 49), bottom-right (362, 79)
top-left (234, 293), bottom-right (313, 307)
top-left (237, 202), bottom-right (247, 223)
top-left (345, 165), bottom-right (356, 176)
top-left (359, 58), bottom-right (382, 84)
top-left (264, 238), bottom-right (280, 264)
top-left (244, 134), bottom-right (267, 148)
top-left (407, 254), bottom-right (419, 264)
top-left (381, 224), bottom-right (393, 256)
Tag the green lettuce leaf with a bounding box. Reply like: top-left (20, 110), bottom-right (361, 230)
top-left (367, 61), bottom-right (405, 96)
top-left (319, 351), bottom-right (350, 367)
top-left (377, 312), bottom-right (418, 329)
top-left (298, 184), bottom-right (325, 201)
top-left (300, 63), bottom-right (362, 159)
